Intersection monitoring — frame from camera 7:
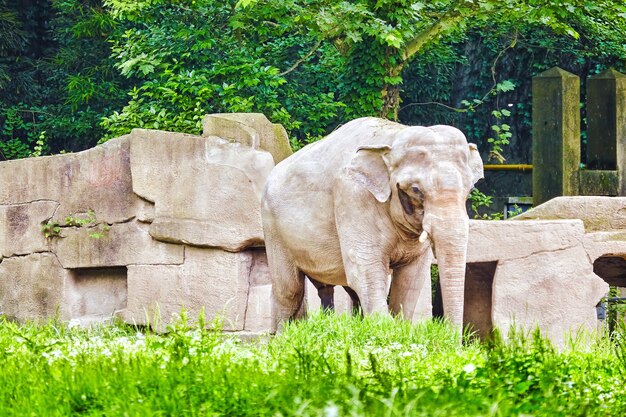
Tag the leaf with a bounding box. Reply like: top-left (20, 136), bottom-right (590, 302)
top-left (235, 0), bottom-right (257, 8)
top-left (496, 80), bottom-right (516, 92)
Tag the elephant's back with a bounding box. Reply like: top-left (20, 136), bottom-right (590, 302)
top-left (270, 117), bottom-right (404, 185)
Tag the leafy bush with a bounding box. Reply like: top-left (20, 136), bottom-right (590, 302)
top-left (100, 0), bottom-right (343, 143)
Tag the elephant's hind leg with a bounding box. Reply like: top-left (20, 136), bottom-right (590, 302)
top-left (309, 277), bottom-right (335, 310)
top-left (266, 240), bottom-right (306, 332)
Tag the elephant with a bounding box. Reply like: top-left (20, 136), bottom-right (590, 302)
top-left (261, 117), bottom-right (484, 332)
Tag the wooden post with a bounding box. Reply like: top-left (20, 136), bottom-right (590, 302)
top-left (532, 67), bottom-right (581, 206)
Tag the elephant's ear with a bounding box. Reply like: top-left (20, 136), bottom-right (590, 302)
top-left (468, 143), bottom-right (484, 185)
top-left (345, 144), bottom-right (392, 203)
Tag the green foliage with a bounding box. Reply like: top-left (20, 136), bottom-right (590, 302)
top-left (3, 0), bottom-right (626, 157)
top-left (64, 210), bottom-right (96, 227)
top-left (40, 221), bottom-right (62, 239)
top-left (41, 210), bottom-right (110, 239)
top-left (100, 0), bottom-right (343, 144)
top-left (0, 0), bottom-right (129, 158)
top-left (1, 313), bottom-right (625, 416)
top-left (469, 188), bottom-right (503, 220)
top-left (487, 107), bottom-right (513, 163)
top-left (244, 0), bottom-right (626, 123)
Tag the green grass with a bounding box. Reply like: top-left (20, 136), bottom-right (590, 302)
top-left (1, 312), bottom-right (625, 416)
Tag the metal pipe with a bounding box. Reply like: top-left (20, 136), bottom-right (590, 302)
top-left (483, 164), bottom-right (533, 172)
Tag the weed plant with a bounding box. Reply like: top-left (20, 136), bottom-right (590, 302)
top-left (0, 312), bottom-right (625, 416)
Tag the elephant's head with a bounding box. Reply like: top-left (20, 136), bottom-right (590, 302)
top-left (351, 125), bottom-right (484, 326)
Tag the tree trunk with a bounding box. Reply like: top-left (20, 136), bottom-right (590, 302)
top-left (380, 84), bottom-right (401, 120)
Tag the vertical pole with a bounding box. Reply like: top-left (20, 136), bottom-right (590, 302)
top-left (532, 67), bottom-right (580, 206)
top-left (586, 69), bottom-right (626, 170)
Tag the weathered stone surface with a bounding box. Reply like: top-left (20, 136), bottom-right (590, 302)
top-left (583, 231), bottom-right (626, 262)
top-left (586, 69), bottom-right (626, 172)
top-left (466, 216), bottom-right (615, 344)
top-left (129, 129), bottom-right (274, 251)
top-left (0, 200), bottom-right (58, 257)
top-left (0, 136), bottom-right (141, 224)
top-left (244, 284), bottom-right (272, 332)
top-left (468, 219), bottom-right (584, 262)
top-left (121, 248), bottom-right (253, 331)
top-left (243, 250), bottom-right (273, 332)
top-left (202, 113), bottom-right (292, 163)
top-left (66, 267), bottom-right (127, 320)
top-left (532, 67), bottom-right (581, 206)
top-left (54, 221), bottom-right (184, 269)
top-left (0, 253), bottom-right (71, 321)
top-left (514, 196), bottom-right (626, 231)
top-left (492, 245), bottom-right (608, 347)
top-left (578, 170), bottom-right (619, 196)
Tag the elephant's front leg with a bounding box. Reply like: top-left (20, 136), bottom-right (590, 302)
top-left (389, 244), bottom-right (433, 322)
top-left (341, 247), bottom-right (391, 315)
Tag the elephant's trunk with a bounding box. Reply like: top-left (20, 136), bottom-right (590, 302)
top-left (424, 209), bottom-right (469, 327)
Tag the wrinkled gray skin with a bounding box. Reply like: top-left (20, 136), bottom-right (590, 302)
top-left (262, 117), bottom-right (484, 331)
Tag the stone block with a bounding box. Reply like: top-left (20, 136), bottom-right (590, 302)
top-left (129, 129), bottom-right (274, 251)
top-left (54, 221), bottom-right (184, 269)
top-left (0, 253), bottom-right (71, 321)
top-left (468, 219), bottom-right (584, 262)
top-left (586, 68), bottom-right (626, 171)
top-left (583, 231), bottom-right (626, 262)
top-left (244, 284), bottom-right (272, 332)
top-left (578, 170), bottom-right (618, 196)
top-left (0, 201), bottom-right (58, 257)
top-left (65, 267), bottom-right (128, 320)
top-left (584, 231), bottom-right (626, 286)
top-left (121, 248), bottom-right (253, 331)
top-left (0, 136), bottom-right (141, 224)
top-left (514, 196), bottom-right (626, 231)
top-left (202, 113), bottom-right (292, 163)
top-left (492, 245), bottom-right (609, 347)
top-left (532, 67), bottom-right (581, 206)
top-left (244, 248), bottom-right (271, 286)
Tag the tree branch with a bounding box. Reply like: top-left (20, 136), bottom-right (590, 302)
top-left (279, 38), bottom-right (323, 76)
top-left (401, 10), bottom-right (464, 62)
top-left (399, 33), bottom-right (518, 114)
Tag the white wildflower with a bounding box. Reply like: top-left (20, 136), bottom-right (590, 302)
top-left (462, 363), bottom-right (476, 374)
top-left (324, 404), bottom-right (339, 417)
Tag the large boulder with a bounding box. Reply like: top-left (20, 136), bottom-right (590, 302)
top-left (466, 219), bottom-right (609, 346)
top-left (0, 253), bottom-right (71, 321)
top-left (0, 201), bottom-right (57, 258)
top-left (0, 137), bottom-right (143, 224)
top-left (121, 247), bottom-right (268, 332)
top-left (202, 113), bottom-right (292, 163)
top-left (514, 196), bottom-right (626, 231)
top-left (129, 129), bottom-right (275, 251)
top-left (0, 114), bottom-right (283, 331)
top-left (54, 221), bottom-right (184, 269)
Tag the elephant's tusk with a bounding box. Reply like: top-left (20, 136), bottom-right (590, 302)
top-left (419, 230), bottom-right (429, 243)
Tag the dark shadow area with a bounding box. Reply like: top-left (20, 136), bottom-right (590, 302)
top-left (593, 255), bottom-right (626, 286)
top-left (69, 267), bottom-right (128, 318)
top-left (464, 262), bottom-right (497, 340)
top-left (433, 261), bottom-right (497, 340)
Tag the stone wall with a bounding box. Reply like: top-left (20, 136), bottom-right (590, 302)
top-left (0, 114), bottom-right (623, 347)
top-left (0, 113), bottom-right (288, 332)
